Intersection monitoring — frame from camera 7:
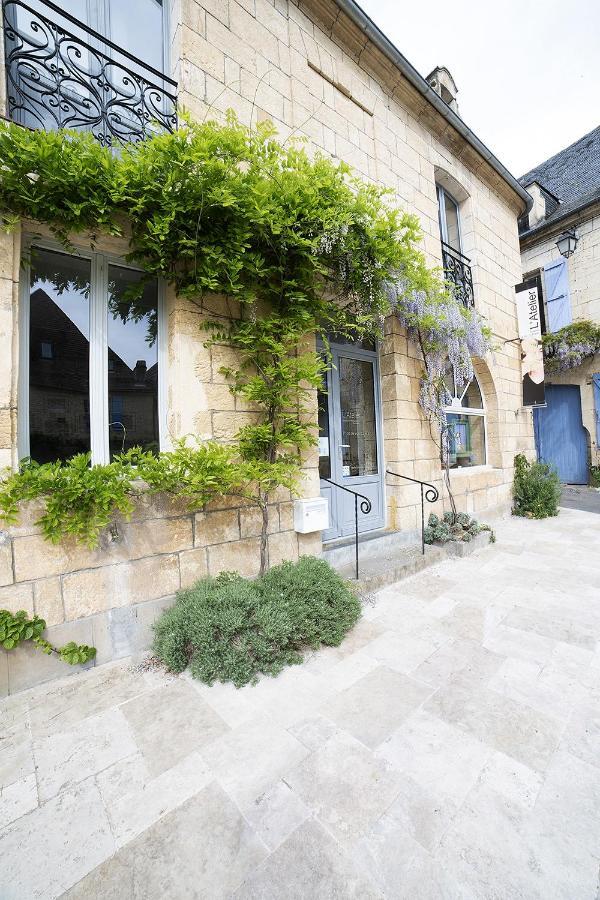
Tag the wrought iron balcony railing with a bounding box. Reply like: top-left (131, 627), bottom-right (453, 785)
top-left (2, 0), bottom-right (177, 145)
top-left (441, 241), bottom-right (475, 309)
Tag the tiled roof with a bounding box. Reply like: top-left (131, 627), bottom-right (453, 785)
top-left (519, 125), bottom-right (600, 236)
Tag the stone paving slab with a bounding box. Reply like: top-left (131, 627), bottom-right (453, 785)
top-left (1, 507), bottom-right (600, 898)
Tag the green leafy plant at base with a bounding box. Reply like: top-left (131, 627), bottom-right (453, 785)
top-left (152, 556), bottom-right (361, 687)
top-left (0, 609), bottom-right (96, 664)
top-left (0, 454), bottom-right (134, 547)
top-left (512, 453), bottom-right (561, 519)
top-left (590, 465), bottom-right (600, 489)
top-left (423, 511), bottom-right (494, 545)
top-left (0, 441), bottom-right (299, 549)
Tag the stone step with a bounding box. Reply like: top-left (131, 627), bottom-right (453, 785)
top-left (327, 531), bottom-right (491, 592)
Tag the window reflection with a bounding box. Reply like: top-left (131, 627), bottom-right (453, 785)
top-left (29, 248), bottom-right (91, 463)
top-left (107, 265), bottom-right (159, 457)
top-left (339, 357), bottom-right (378, 477)
top-left (447, 412), bottom-right (486, 468)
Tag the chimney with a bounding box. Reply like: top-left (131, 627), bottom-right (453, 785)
top-left (134, 359), bottom-right (147, 383)
top-left (426, 66), bottom-right (459, 115)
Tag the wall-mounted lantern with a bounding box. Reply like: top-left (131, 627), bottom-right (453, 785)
top-left (556, 228), bottom-right (579, 259)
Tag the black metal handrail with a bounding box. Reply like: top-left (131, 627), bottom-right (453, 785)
top-left (441, 241), bottom-right (474, 309)
top-left (321, 477), bottom-right (372, 580)
top-left (386, 469), bottom-right (439, 555)
top-left (2, 0), bottom-right (178, 145)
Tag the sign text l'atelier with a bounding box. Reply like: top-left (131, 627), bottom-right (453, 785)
top-left (515, 279), bottom-right (545, 407)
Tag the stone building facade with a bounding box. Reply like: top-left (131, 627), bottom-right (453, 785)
top-left (0, 0), bottom-right (534, 691)
top-left (519, 127), bottom-right (600, 481)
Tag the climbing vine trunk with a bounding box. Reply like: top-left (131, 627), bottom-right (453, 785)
top-left (259, 495), bottom-right (269, 576)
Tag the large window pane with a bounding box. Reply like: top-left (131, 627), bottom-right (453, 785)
top-left (339, 357), bottom-right (378, 477)
top-left (29, 248), bottom-right (91, 463)
top-left (447, 413), bottom-right (485, 468)
top-left (444, 193), bottom-right (461, 251)
top-left (109, 0), bottom-right (165, 73)
top-left (107, 265), bottom-right (159, 457)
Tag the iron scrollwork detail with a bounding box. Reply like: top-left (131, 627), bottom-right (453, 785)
top-left (441, 241), bottom-right (475, 309)
top-left (2, 0), bottom-right (177, 145)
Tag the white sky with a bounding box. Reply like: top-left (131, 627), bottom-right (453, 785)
top-left (358, 0), bottom-right (600, 177)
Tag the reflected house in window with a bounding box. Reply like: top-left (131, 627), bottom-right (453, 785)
top-left (108, 354), bottom-right (158, 457)
top-left (29, 287), bottom-right (158, 463)
top-left (29, 287), bottom-right (91, 463)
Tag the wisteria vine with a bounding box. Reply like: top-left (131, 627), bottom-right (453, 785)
top-left (542, 320), bottom-right (600, 373)
top-left (386, 278), bottom-right (491, 452)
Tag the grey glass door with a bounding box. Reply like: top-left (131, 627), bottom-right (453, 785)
top-left (319, 341), bottom-right (385, 541)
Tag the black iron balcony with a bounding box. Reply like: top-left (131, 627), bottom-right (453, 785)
top-left (2, 0), bottom-right (177, 145)
top-left (441, 241), bottom-right (475, 309)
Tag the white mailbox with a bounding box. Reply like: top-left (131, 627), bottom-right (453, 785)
top-left (293, 497), bottom-right (329, 534)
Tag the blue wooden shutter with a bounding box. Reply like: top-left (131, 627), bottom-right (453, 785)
top-left (544, 258), bottom-right (572, 331)
top-left (593, 373), bottom-right (600, 446)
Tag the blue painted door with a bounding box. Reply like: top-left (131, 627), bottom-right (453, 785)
top-left (534, 385), bottom-right (588, 484)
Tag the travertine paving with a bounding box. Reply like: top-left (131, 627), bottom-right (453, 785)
top-left (2, 507), bottom-right (600, 899)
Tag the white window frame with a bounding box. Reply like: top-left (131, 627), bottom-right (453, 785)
top-left (18, 237), bottom-right (167, 465)
top-left (443, 375), bottom-right (488, 471)
top-left (436, 183), bottom-right (462, 252)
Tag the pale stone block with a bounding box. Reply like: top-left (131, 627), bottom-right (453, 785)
top-left (203, 381), bottom-right (236, 410)
top-left (0, 773), bottom-right (38, 830)
top-left (121, 680), bottom-right (229, 777)
top-left (268, 530), bottom-right (298, 567)
top-left (243, 779), bottom-right (310, 852)
top-left (278, 501), bottom-right (294, 531)
top-left (68, 782), bottom-right (267, 896)
top-left (201, 712), bottom-right (309, 810)
top-left (239, 505), bottom-right (278, 538)
top-left (0, 407), bottom-right (11, 448)
top-left (62, 555), bottom-right (180, 620)
top-left (297, 532), bottom-right (322, 557)
top-left (182, 26), bottom-right (225, 80)
top-left (0, 533), bottom-right (12, 587)
top-left (0, 581), bottom-right (34, 615)
top-left (33, 577), bottom-right (64, 626)
top-left (285, 730), bottom-right (401, 846)
top-left (211, 343), bottom-right (242, 383)
top-left (179, 547), bottom-right (208, 588)
top-left (195, 508), bottom-right (240, 546)
top-left (0, 779), bottom-right (115, 899)
top-left (212, 410), bottom-right (261, 441)
top-left (119, 517), bottom-right (194, 560)
top-left (34, 707), bottom-right (137, 803)
top-left (207, 537), bottom-right (262, 578)
top-left (13, 517), bottom-right (193, 582)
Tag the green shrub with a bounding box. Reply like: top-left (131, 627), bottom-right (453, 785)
top-left (512, 453), bottom-right (561, 519)
top-left (152, 557), bottom-right (361, 687)
top-left (590, 466), bottom-right (600, 489)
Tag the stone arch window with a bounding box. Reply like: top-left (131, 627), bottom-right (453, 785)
top-left (444, 373), bottom-right (487, 469)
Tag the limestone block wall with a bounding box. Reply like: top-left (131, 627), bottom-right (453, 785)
top-left (521, 210), bottom-right (600, 460)
top-left (169, 0), bottom-right (534, 527)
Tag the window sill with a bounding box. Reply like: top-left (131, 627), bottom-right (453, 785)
top-left (446, 464), bottom-right (491, 477)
